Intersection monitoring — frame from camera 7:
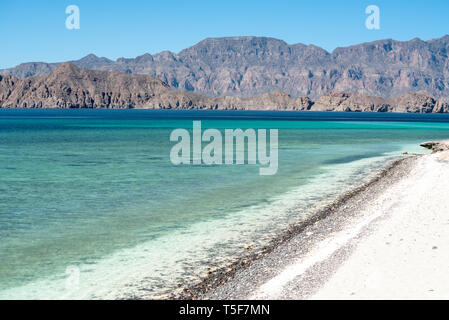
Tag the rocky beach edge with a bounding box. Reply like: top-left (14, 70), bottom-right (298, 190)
top-left (172, 140), bottom-right (449, 300)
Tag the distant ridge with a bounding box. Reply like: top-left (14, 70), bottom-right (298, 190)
top-left (1, 35), bottom-right (449, 100)
top-left (0, 63), bottom-right (311, 110)
top-left (1, 63), bottom-right (448, 112)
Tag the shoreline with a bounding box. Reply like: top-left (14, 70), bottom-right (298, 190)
top-left (309, 145), bottom-right (449, 299)
top-left (187, 140), bottom-right (449, 299)
top-left (5, 108), bottom-right (449, 115)
top-left (173, 153), bottom-right (421, 299)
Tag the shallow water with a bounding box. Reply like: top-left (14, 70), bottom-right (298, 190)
top-left (1, 109), bottom-right (449, 299)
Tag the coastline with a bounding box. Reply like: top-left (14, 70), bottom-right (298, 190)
top-left (181, 140), bottom-right (449, 299)
top-left (174, 153), bottom-right (422, 299)
top-left (310, 146), bottom-right (449, 299)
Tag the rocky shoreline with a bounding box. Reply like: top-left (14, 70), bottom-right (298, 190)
top-left (171, 154), bottom-right (421, 299)
top-left (420, 140), bottom-right (449, 152)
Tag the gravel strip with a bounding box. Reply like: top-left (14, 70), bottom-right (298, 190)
top-left (172, 155), bottom-right (419, 300)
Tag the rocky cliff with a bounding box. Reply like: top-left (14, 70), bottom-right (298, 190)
top-left (0, 63), bottom-right (310, 110)
top-left (311, 91), bottom-right (449, 113)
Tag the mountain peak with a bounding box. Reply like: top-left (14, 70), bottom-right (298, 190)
top-left (55, 62), bottom-right (78, 72)
top-left (75, 54), bottom-right (113, 67)
top-left (186, 36), bottom-right (289, 50)
top-left (202, 36), bottom-right (281, 42)
top-left (83, 53), bottom-right (98, 59)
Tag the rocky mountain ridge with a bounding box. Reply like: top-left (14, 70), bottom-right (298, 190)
top-left (2, 35), bottom-right (449, 100)
top-left (1, 63), bottom-right (448, 113)
top-left (0, 63), bottom-right (311, 110)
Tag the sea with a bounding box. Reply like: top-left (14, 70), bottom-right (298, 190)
top-left (1, 109), bottom-right (449, 299)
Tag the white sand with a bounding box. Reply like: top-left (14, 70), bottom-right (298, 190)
top-left (252, 152), bottom-right (449, 300)
top-left (311, 152), bottom-right (449, 299)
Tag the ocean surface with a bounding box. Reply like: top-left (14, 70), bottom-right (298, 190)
top-left (2, 109), bottom-right (449, 299)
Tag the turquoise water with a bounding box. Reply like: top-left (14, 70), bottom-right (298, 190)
top-left (1, 109), bottom-right (449, 299)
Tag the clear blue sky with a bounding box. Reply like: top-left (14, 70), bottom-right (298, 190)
top-left (1, 0), bottom-right (448, 69)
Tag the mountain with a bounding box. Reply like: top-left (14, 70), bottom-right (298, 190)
top-left (311, 91), bottom-right (449, 113)
top-left (2, 36), bottom-right (449, 100)
top-left (1, 62), bottom-right (447, 113)
top-left (0, 63), bottom-right (312, 110)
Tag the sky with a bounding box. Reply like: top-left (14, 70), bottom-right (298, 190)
top-left (1, 0), bottom-right (449, 69)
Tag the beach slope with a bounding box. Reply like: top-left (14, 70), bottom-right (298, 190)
top-left (311, 148), bottom-right (449, 299)
top-left (204, 142), bottom-right (449, 300)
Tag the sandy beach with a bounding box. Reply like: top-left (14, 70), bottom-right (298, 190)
top-left (196, 141), bottom-right (449, 300)
top-left (310, 146), bottom-right (449, 300)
